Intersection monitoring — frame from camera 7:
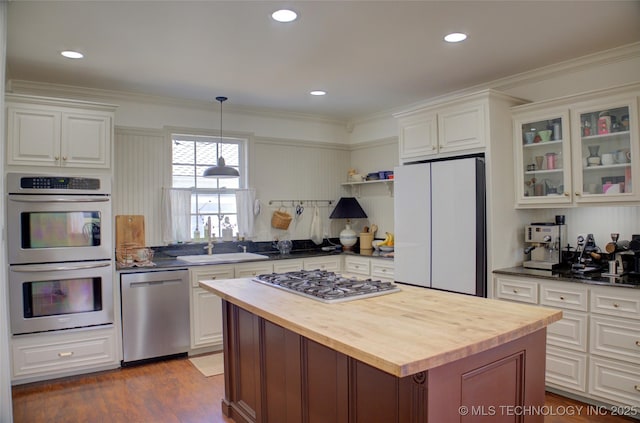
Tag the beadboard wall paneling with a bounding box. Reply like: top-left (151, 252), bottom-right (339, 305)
top-left (346, 138), bottom-right (398, 238)
top-left (530, 206), bottom-right (640, 248)
top-left (251, 139), bottom-right (350, 242)
top-left (113, 127), bottom-right (169, 247)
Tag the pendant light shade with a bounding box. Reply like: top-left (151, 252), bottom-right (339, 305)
top-left (203, 96), bottom-right (240, 178)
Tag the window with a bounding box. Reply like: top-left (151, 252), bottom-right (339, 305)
top-left (171, 134), bottom-right (245, 239)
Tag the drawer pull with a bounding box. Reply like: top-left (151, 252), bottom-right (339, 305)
top-left (58, 351), bottom-right (74, 358)
top-left (613, 303), bottom-right (620, 308)
top-left (513, 289), bottom-right (518, 294)
top-left (559, 296), bottom-right (565, 300)
top-left (635, 385), bottom-right (640, 392)
top-left (636, 340), bottom-right (640, 347)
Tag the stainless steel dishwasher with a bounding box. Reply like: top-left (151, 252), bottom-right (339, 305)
top-left (120, 269), bottom-right (190, 364)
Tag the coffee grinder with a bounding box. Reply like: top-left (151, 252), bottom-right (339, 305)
top-left (523, 220), bottom-right (567, 270)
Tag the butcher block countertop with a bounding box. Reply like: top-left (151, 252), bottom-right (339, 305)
top-left (200, 278), bottom-right (562, 377)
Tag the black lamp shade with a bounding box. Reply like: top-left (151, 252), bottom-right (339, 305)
top-left (329, 197), bottom-right (367, 219)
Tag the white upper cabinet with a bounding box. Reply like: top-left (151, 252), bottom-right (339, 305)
top-left (512, 83), bottom-right (640, 207)
top-left (6, 94), bottom-right (116, 169)
top-left (513, 107), bottom-right (573, 206)
top-left (398, 109), bottom-right (438, 159)
top-left (395, 90), bottom-right (521, 163)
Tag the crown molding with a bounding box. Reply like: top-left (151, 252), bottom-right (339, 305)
top-left (7, 79), bottom-right (348, 127)
top-left (253, 136), bottom-right (349, 151)
top-left (349, 41), bottom-right (640, 125)
top-left (347, 137), bottom-right (397, 151)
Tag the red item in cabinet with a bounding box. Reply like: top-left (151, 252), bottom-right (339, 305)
top-left (598, 116), bottom-right (611, 135)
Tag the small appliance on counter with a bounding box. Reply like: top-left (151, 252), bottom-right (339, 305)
top-left (523, 223), bottom-right (566, 270)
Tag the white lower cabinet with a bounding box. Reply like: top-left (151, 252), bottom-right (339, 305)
top-left (589, 356), bottom-right (640, 407)
top-left (303, 256), bottom-right (341, 272)
top-left (547, 310), bottom-right (588, 352)
top-left (234, 261), bottom-right (274, 278)
top-left (343, 255), bottom-right (395, 281)
top-left (546, 345), bottom-right (588, 393)
top-left (371, 259), bottom-right (395, 281)
top-left (343, 256), bottom-right (370, 276)
top-left (494, 274), bottom-right (640, 409)
top-left (11, 326), bottom-right (118, 384)
top-left (189, 265), bottom-right (234, 351)
top-left (273, 259), bottom-right (304, 273)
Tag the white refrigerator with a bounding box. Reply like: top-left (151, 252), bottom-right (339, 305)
top-left (393, 156), bottom-right (486, 296)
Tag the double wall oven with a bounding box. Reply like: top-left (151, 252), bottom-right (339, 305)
top-left (7, 173), bottom-right (114, 335)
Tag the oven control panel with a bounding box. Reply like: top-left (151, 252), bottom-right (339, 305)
top-left (19, 176), bottom-right (101, 190)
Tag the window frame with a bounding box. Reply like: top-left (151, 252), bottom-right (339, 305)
top-left (170, 133), bottom-right (247, 239)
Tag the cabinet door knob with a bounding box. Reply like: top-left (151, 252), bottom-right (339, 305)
top-left (513, 289), bottom-right (518, 294)
top-left (62, 156), bottom-right (68, 161)
top-left (58, 351), bottom-right (74, 358)
top-left (613, 303), bottom-right (620, 308)
top-left (564, 192), bottom-right (570, 197)
top-left (54, 156), bottom-right (59, 160)
top-left (635, 340), bottom-right (640, 347)
top-left (575, 192), bottom-right (581, 196)
top-left (635, 385), bottom-right (640, 392)
top-left (431, 146), bottom-right (436, 151)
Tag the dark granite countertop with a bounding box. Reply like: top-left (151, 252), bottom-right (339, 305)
top-left (116, 239), bottom-right (392, 272)
top-left (493, 266), bottom-right (640, 289)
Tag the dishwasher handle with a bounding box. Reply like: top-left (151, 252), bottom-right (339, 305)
top-left (121, 269), bottom-right (189, 289)
top-left (129, 279), bottom-right (184, 288)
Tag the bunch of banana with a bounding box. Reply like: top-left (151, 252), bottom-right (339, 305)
top-left (378, 232), bottom-right (394, 247)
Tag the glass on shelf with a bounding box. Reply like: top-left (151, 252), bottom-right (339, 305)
top-left (578, 105), bottom-right (631, 196)
top-left (521, 118), bottom-right (562, 145)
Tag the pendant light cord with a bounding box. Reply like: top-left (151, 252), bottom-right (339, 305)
top-left (216, 96), bottom-right (227, 150)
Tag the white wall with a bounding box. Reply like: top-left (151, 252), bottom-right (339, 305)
top-left (0, 2), bottom-right (13, 421)
top-left (346, 138), bottom-right (398, 238)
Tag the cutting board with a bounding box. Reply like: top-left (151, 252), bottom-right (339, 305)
top-left (116, 215), bottom-right (145, 247)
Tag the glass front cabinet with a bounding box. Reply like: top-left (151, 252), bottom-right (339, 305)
top-left (513, 85), bottom-right (639, 207)
top-left (514, 109), bottom-right (572, 206)
top-left (570, 97), bottom-right (638, 204)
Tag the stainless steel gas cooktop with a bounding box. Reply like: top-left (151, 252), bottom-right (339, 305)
top-left (253, 270), bottom-right (400, 303)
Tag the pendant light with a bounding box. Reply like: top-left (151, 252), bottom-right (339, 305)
top-left (203, 96), bottom-right (240, 178)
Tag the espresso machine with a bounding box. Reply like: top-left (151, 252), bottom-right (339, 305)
top-left (524, 223), bottom-right (567, 270)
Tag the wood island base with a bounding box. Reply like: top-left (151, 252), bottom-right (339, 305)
top-left (220, 300), bottom-right (547, 423)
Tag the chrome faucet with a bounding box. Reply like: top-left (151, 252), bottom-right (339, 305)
top-left (238, 244), bottom-right (247, 253)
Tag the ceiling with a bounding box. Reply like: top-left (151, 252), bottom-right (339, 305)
top-left (6, 1), bottom-right (640, 120)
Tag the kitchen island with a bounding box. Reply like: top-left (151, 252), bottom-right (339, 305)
top-left (200, 278), bottom-right (562, 423)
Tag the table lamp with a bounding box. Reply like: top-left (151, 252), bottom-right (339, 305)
top-left (329, 197), bottom-right (367, 250)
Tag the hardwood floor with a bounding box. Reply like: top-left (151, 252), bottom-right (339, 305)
top-left (11, 356), bottom-right (636, 422)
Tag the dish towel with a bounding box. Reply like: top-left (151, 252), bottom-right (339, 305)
top-left (235, 188), bottom-right (257, 239)
top-left (161, 188), bottom-right (191, 243)
top-left (310, 205), bottom-right (323, 245)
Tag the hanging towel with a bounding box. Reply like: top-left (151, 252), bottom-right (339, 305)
top-left (310, 205), bottom-right (323, 245)
top-left (236, 188), bottom-right (257, 239)
top-left (161, 188), bottom-right (191, 244)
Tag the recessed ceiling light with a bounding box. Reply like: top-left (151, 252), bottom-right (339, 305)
top-left (310, 90), bottom-right (326, 96)
top-left (272, 9), bottom-right (297, 23)
top-left (61, 50), bottom-right (84, 59)
top-left (444, 32), bottom-right (467, 43)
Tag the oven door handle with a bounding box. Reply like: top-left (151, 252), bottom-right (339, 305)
top-left (9, 195), bottom-right (109, 203)
top-left (10, 262), bottom-right (111, 272)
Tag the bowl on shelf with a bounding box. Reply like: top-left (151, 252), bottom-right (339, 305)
top-left (379, 246), bottom-right (394, 252)
top-left (538, 130), bottom-right (552, 142)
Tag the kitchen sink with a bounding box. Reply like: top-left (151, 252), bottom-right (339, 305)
top-left (176, 252), bottom-right (270, 264)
